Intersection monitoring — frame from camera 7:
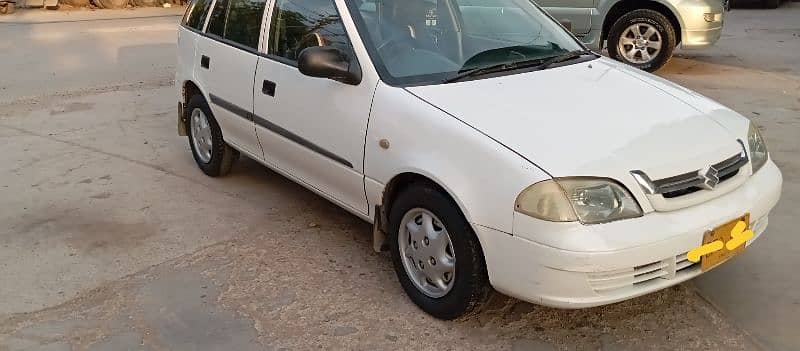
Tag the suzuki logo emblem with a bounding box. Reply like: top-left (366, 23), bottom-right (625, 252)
top-left (699, 166), bottom-right (720, 190)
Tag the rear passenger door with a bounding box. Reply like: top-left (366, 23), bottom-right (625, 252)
top-left (194, 0), bottom-right (267, 159)
top-left (536, 0), bottom-right (593, 35)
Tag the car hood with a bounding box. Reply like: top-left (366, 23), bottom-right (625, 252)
top-left (406, 58), bottom-right (746, 182)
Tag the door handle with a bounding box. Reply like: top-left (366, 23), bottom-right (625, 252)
top-left (201, 55), bottom-right (210, 69)
top-left (262, 80), bottom-right (276, 97)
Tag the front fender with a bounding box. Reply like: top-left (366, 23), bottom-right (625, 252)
top-left (364, 82), bottom-right (551, 236)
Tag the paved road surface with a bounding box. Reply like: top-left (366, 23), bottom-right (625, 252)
top-left (663, 6), bottom-right (800, 350)
top-left (0, 4), bottom-right (798, 350)
top-left (0, 7), bottom-right (184, 104)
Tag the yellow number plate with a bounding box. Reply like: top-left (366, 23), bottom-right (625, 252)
top-left (701, 214), bottom-right (750, 272)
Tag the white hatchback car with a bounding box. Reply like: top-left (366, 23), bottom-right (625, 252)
top-left (176, 0), bottom-right (782, 319)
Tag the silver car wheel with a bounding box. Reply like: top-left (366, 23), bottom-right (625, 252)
top-left (398, 208), bottom-right (456, 298)
top-left (618, 23), bottom-right (662, 64)
top-left (190, 108), bottom-right (213, 164)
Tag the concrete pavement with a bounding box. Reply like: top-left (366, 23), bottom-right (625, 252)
top-left (0, 8), bottom-right (183, 104)
top-left (1, 4), bottom-right (798, 350)
top-left (662, 5), bottom-right (800, 350)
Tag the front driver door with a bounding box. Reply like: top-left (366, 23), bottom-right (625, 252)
top-left (536, 0), bottom-right (593, 36)
top-left (252, 0), bottom-right (376, 215)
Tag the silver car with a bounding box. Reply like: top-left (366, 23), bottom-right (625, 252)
top-left (539, 0), bottom-right (727, 71)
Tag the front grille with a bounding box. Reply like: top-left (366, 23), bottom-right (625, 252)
top-left (587, 252), bottom-right (700, 295)
top-left (631, 143), bottom-right (749, 200)
top-left (657, 153), bottom-right (746, 198)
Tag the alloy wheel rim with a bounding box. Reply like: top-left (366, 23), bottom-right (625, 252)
top-left (398, 208), bottom-right (456, 298)
top-left (618, 23), bottom-right (662, 64)
top-left (190, 108), bottom-right (213, 164)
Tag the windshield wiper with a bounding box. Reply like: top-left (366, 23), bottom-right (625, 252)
top-left (443, 49), bottom-right (596, 83)
top-left (443, 62), bottom-right (527, 83)
top-left (533, 49), bottom-right (596, 70)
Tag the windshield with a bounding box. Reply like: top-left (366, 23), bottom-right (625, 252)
top-left (347, 0), bottom-right (586, 85)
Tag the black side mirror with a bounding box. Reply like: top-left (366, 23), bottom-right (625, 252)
top-left (297, 46), bottom-right (362, 85)
top-left (559, 19), bottom-right (573, 33)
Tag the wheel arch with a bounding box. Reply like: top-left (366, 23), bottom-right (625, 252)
top-left (379, 171), bottom-right (474, 234)
top-left (178, 80), bottom-right (205, 136)
top-left (601, 0), bottom-right (682, 48)
top-left (374, 171), bottom-right (489, 257)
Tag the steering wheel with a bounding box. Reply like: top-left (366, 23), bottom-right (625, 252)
top-left (375, 32), bottom-right (459, 70)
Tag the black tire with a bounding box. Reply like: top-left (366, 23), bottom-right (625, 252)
top-left (607, 9), bottom-right (677, 72)
top-left (388, 183), bottom-right (491, 320)
top-left (185, 94), bottom-right (239, 177)
top-left (762, 0), bottom-right (780, 8)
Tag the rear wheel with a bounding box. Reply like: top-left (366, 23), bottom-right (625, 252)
top-left (389, 183), bottom-right (491, 320)
top-left (185, 94), bottom-right (239, 177)
top-left (607, 9), bottom-right (676, 72)
top-left (762, 0), bottom-right (780, 8)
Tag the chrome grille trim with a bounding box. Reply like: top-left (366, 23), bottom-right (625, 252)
top-left (631, 140), bottom-right (748, 198)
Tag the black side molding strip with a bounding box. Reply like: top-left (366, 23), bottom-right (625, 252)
top-left (250, 114), bottom-right (354, 169)
top-left (208, 94), bottom-right (353, 169)
top-left (209, 94), bottom-right (251, 121)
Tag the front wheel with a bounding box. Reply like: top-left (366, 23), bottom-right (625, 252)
top-left (389, 183), bottom-right (491, 320)
top-left (607, 9), bottom-right (677, 72)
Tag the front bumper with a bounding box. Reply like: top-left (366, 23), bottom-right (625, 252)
top-left (478, 160), bottom-right (782, 308)
top-left (678, 4), bottom-right (726, 49)
top-left (682, 26), bottom-right (723, 50)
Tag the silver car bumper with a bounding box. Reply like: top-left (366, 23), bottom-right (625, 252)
top-left (682, 25), bottom-right (723, 49)
top-left (677, 2), bottom-right (726, 50)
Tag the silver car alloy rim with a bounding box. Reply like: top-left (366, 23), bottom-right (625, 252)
top-left (190, 108), bottom-right (213, 164)
top-left (398, 208), bottom-right (456, 298)
top-left (618, 23), bottom-right (662, 64)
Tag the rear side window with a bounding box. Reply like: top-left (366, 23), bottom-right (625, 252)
top-left (206, 0), bottom-right (267, 50)
top-left (183, 0), bottom-right (212, 30)
top-left (267, 0), bottom-right (354, 64)
top-left (224, 0), bottom-right (268, 49)
top-left (206, 0), bottom-right (229, 37)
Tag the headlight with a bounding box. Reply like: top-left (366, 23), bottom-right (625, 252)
top-left (515, 177), bottom-right (643, 224)
top-left (748, 123), bottom-right (769, 173)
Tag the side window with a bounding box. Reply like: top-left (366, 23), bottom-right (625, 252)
top-left (183, 0), bottom-right (212, 31)
top-left (206, 0), bottom-right (229, 37)
top-left (268, 0), bottom-right (354, 64)
top-left (224, 0), bottom-right (268, 49)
